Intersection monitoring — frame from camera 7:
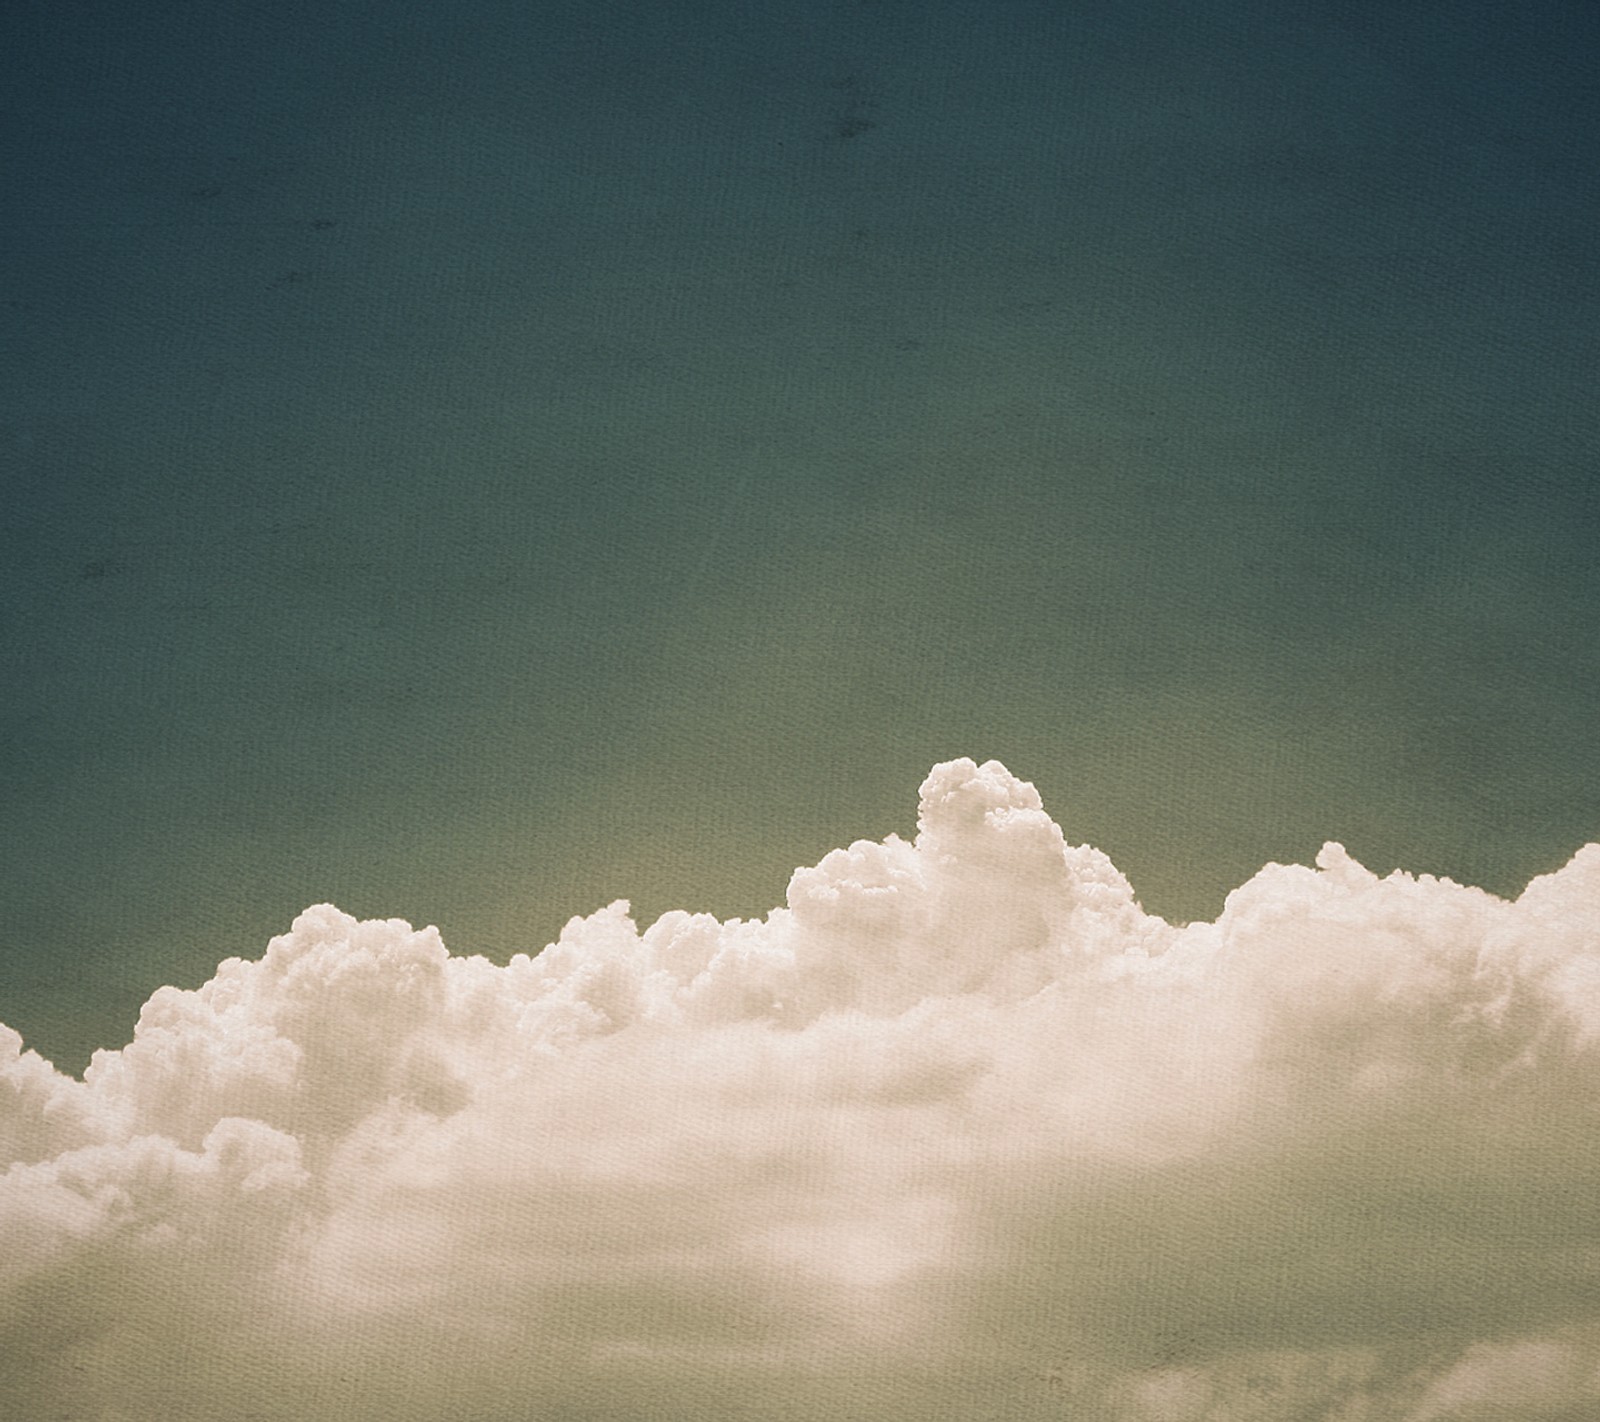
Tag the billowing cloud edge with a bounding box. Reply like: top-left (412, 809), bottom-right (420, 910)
top-left (3, 758), bottom-right (1599, 1420)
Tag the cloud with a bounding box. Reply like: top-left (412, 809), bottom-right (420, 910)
top-left (3, 758), bottom-right (1599, 1419)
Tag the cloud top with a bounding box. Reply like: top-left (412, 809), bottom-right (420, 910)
top-left (4, 759), bottom-right (1599, 1419)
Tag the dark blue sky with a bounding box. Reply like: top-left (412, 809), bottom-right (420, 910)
top-left (4, 0), bottom-right (1598, 1072)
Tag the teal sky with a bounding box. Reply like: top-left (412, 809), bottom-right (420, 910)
top-left (4, 0), bottom-right (1598, 1074)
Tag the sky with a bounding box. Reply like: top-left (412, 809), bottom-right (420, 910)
top-left (2, 0), bottom-right (1599, 1415)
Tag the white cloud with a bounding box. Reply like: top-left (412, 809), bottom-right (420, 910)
top-left (3, 758), bottom-right (1599, 1419)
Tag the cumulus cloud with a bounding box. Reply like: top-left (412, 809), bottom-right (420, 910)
top-left (3, 759), bottom-right (1599, 1420)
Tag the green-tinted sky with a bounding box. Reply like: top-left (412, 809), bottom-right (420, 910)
top-left (3, 0), bottom-right (1598, 1073)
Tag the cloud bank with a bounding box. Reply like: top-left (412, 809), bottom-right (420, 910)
top-left (4, 759), bottom-right (1600, 1419)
